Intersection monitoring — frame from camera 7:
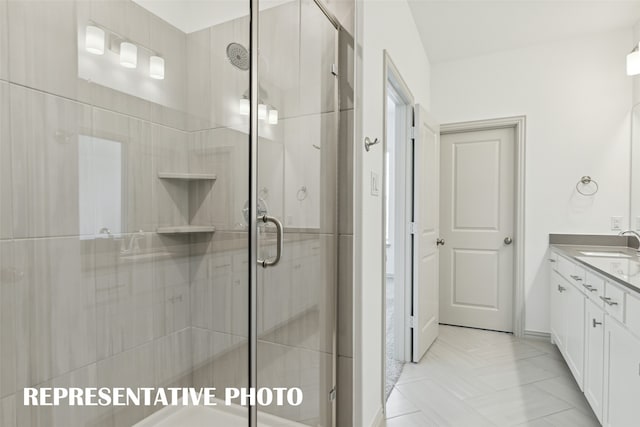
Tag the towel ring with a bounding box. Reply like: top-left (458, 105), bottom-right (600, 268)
top-left (576, 176), bottom-right (599, 196)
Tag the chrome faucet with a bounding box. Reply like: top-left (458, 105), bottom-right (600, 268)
top-left (618, 230), bottom-right (640, 251)
top-left (120, 230), bottom-right (145, 255)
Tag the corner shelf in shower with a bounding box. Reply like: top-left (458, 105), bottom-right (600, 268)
top-left (156, 171), bottom-right (217, 236)
top-left (157, 172), bottom-right (217, 181)
top-left (156, 225), bottom-right (216, 234)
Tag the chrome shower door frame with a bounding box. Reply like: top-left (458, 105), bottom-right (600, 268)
top-left (248, 1), bottom-right (341, 425)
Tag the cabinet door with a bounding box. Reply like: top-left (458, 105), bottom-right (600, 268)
top-left (565, 282), bottom-right (585, 390)
top-left (550, 270), bottom-right (567, 350)
top-left (584, 298), bottom-right (605, 424)
top-left (605, 318), bottom-right (640, 427)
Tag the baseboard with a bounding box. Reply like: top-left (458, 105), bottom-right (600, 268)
top-left (524, 329), bottom-right (551, 340)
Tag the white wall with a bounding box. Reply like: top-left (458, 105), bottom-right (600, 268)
top-left (631, 21), bottom-right (640, 227)
top-left (634, 21), bottom-right (640, 106)
top-left (355, 0), bottom-right (431, 425)
top-left (431, 28), bottom-right (633, 334)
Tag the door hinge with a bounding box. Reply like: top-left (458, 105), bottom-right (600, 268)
top-left (410, 126), bottom-right (416, 139)
top-left (331, 63), bottom-right (338, 76)
top-left (329, 388), bottom-right (336, 401)
top-left (409, 222), bottom-right (417, 234)
top-left (409, 316), bottom-right (416, 328)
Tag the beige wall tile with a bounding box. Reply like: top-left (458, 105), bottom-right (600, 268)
top-left (0, 394), bottom-right (16, 427)
top-left (0, 241), bottom-right (15, 398)
top-left (95, 232), bottom-right (155, 359)
top-left (151, 234), bottom-right (190, 337)
top-left (92, 108), bottom-right (154, 233)
top-left (154, 328), bottom-right (192, 389)
top-left (0, 82), bottom-right (11, 239)
top-left (8, 0), bottom-right (87, 101)
top-left (14, 237), bottom-right (96, 387)
top-left (151, 124), bottom-right (189, 228)
top-left (0, 0), bottom-right (7, 81)
top-left (97, 342), bottom-right (155, 426)
top-left (10, 85), bottom-right (92, 238)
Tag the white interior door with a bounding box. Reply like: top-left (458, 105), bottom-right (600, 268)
top-left (440, 127), bottom-right (515, 332)
top-left (411, 105), bottom-right (440, 363)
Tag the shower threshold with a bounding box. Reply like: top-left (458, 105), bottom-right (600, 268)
top-left (133, 400), bottom-right (305, 427)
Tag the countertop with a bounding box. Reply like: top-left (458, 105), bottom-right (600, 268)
top-left (551, 244), bottom-right (640, 294)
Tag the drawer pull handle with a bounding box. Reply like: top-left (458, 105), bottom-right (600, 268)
top-left (593, 319), bottom-right (603, 327)
top-left (599, 296), bottom-right (619, 306)
top-left (548, 259), bottom-right (556, 263)
top-left (570, 275), bottom-right (583, 281)
top-left (558, 285), bottom-right (566, 293)
top-left (582, 284), bottom-right (598, 292)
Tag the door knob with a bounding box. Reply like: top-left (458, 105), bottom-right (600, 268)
top-left (436, 238), bottom-right (445, 246)
top-left (504, 237), bottom-right (513, 245)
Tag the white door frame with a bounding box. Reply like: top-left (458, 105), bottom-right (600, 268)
top-left (440, 116), bottom-right (526, 337)
top-left (382, 51), bottom-right (414, 406)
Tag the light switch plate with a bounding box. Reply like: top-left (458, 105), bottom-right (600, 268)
top-left (370, 171), bottom-right (380, 197)
top-left (611, 216), bottom-right (623, 231)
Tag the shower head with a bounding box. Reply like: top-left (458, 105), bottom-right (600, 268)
top-left (226, 42), bottom-right (249, 71)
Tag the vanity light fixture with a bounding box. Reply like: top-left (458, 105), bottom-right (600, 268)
top-left (85, 25), bottom-right (105, 55)
top-left (258, 103), bottom-right (267, 121)
top-left (149, 56), bottom-right (165, 80)
top-left (268, 108), bottom-right (278, 125)
top-left (238, 94), bottom-right (278, 125)
top-left (628, 43), bottom-right (640, 76)
top-left (239, 97), bottom-right (250, 115)
top-left (120, 42), bottom-right (138, 69)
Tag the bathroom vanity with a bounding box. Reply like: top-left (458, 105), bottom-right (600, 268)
top-left (549, 240), bottom-right (640, 426)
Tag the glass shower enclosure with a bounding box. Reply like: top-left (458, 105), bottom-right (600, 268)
top-left (0, 0), bottom-right (340, 426)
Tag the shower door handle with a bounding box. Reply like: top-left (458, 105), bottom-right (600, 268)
top-left (257, 215), bottom-right (284, 268)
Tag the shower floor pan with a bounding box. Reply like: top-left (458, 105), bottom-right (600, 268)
top-left (134, 402), bottom-right (305, 427)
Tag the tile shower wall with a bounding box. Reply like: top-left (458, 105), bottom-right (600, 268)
top-left (0, 1), bottom-right (354, 426)
top-left (0, 1), bottom-right (206, 426)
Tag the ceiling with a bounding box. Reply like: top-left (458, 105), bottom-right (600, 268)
top-left (407, 0), bottom-right (640, 64)
top-left (133, 0), bottom-right (292, 34)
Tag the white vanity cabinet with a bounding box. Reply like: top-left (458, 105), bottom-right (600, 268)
top-left (549, 249), bottom-right (640, 427)
top-left (549, 254), bottom-right (585, 389)
top-left (604, 318), bottom-right (640, 427)
top-left (564, 278), bottom-right (586, 389)
top-left (550, 270), bottom-right (567, 350)
top-left (585, 297), bottom-right (605, 424)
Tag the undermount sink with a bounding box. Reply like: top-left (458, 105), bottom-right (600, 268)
top-left (579, 251), bottom-right (632, 258)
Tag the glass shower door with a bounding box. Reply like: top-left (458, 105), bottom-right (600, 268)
top-left (254, 1), bottom-right (339, 425)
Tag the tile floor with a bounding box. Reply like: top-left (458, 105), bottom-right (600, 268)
top-left (385, 325), bottom-right (600, 426)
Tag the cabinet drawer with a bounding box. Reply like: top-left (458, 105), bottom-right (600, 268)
top-left (558, 255), bottom-right (586, 287)
top-left (602, 282), bottom-right (626, 323)
top-left (557, 255), bottom-right (575, 280)
top-left (570, 264), bottom-right (587, 289)
top-left (584, 270), bottom-right (605, 304)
